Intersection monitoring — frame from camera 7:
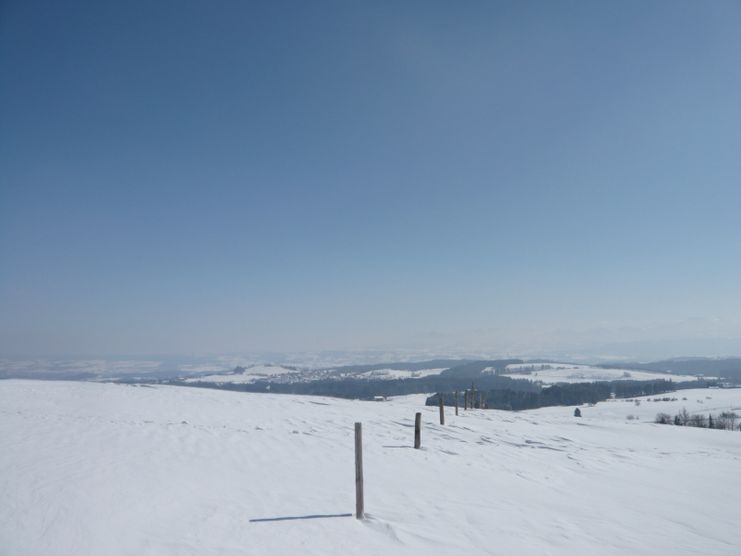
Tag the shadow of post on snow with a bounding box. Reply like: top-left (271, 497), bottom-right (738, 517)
top-left (250, 513), bottom-right (352, 523)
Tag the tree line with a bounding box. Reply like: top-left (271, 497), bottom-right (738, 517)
top-left (655, 409), bottom-right (740, 430)
top-left (427, 379), bottom-right (701, 411)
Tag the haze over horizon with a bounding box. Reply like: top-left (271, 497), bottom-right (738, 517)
top-left (2, 1), bottom-right (741, 360)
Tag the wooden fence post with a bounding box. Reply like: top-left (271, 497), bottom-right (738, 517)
top-left (354, 422), bottom-right (364, 519)
top-left (414, 412), bottom-right (421, 449)
top-left (455, 390), bottom-right (459, 416)
top-left (439, 395), bottom-right (445, 425)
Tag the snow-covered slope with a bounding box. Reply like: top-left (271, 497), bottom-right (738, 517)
top-left (349, 367), bottom-right (447, 380)
top-left (183, 363), bottom-right (450, 385)
top-left (1, 380), bottom-right (740, 556)
top-left (185, 364), bottom-right (300, 384)
top-left (501, 362), bottom-right (699, 383)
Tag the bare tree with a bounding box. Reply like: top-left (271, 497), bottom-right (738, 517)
top-left (679, 407), bottom-right (690, 426)
top-left (721, 411), bottom-right (738, 431)
top-left (655, 412), bottom-right (671, 424)
top-left (689, 414), bottom-right (706, 428)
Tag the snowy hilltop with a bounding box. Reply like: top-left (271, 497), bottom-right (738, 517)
top-left (2, 380), bottom-right (740, 555)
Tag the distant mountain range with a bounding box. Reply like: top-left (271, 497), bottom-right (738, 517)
top-left (2, 356), bottom-right (740, 385)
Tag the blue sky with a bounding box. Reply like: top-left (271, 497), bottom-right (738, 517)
top-left (1, 1), bottom-right (740, 358)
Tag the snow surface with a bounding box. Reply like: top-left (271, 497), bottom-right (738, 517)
top-left (501, 363), bottom-right (699, 384)
top-left (2, 380), bottom-right (740, 556)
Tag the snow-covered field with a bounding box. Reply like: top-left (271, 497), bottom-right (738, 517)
top-left (501, 362), bottom-right (699, 384)
top-left (350, 367), bottom-right (447, 380)
top-left (2, 380), bottom-right (740, 556)
top-left (185, 364), bottom-right (300, 384)
top-left (184, 364), bottom-right (450, 385)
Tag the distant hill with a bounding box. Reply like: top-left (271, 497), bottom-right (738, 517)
top-left (604, 357), bottom-right (741, 381)
top-left (441, 359), bottom-right (523, 378)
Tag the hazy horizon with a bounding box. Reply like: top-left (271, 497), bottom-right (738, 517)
top-left (2, 2), bottom-right (741, 359)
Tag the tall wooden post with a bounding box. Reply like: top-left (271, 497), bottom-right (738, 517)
top-left (464, 390), bottom-right (468, 410)
top-left (455, 390), bottom-right (459, 416)
top-left (354, 422), bottom-right (364, 519)
top-left (439, 395), bottom-right (445, 425)
top-left (414, 412), bottom-right (421, 449)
